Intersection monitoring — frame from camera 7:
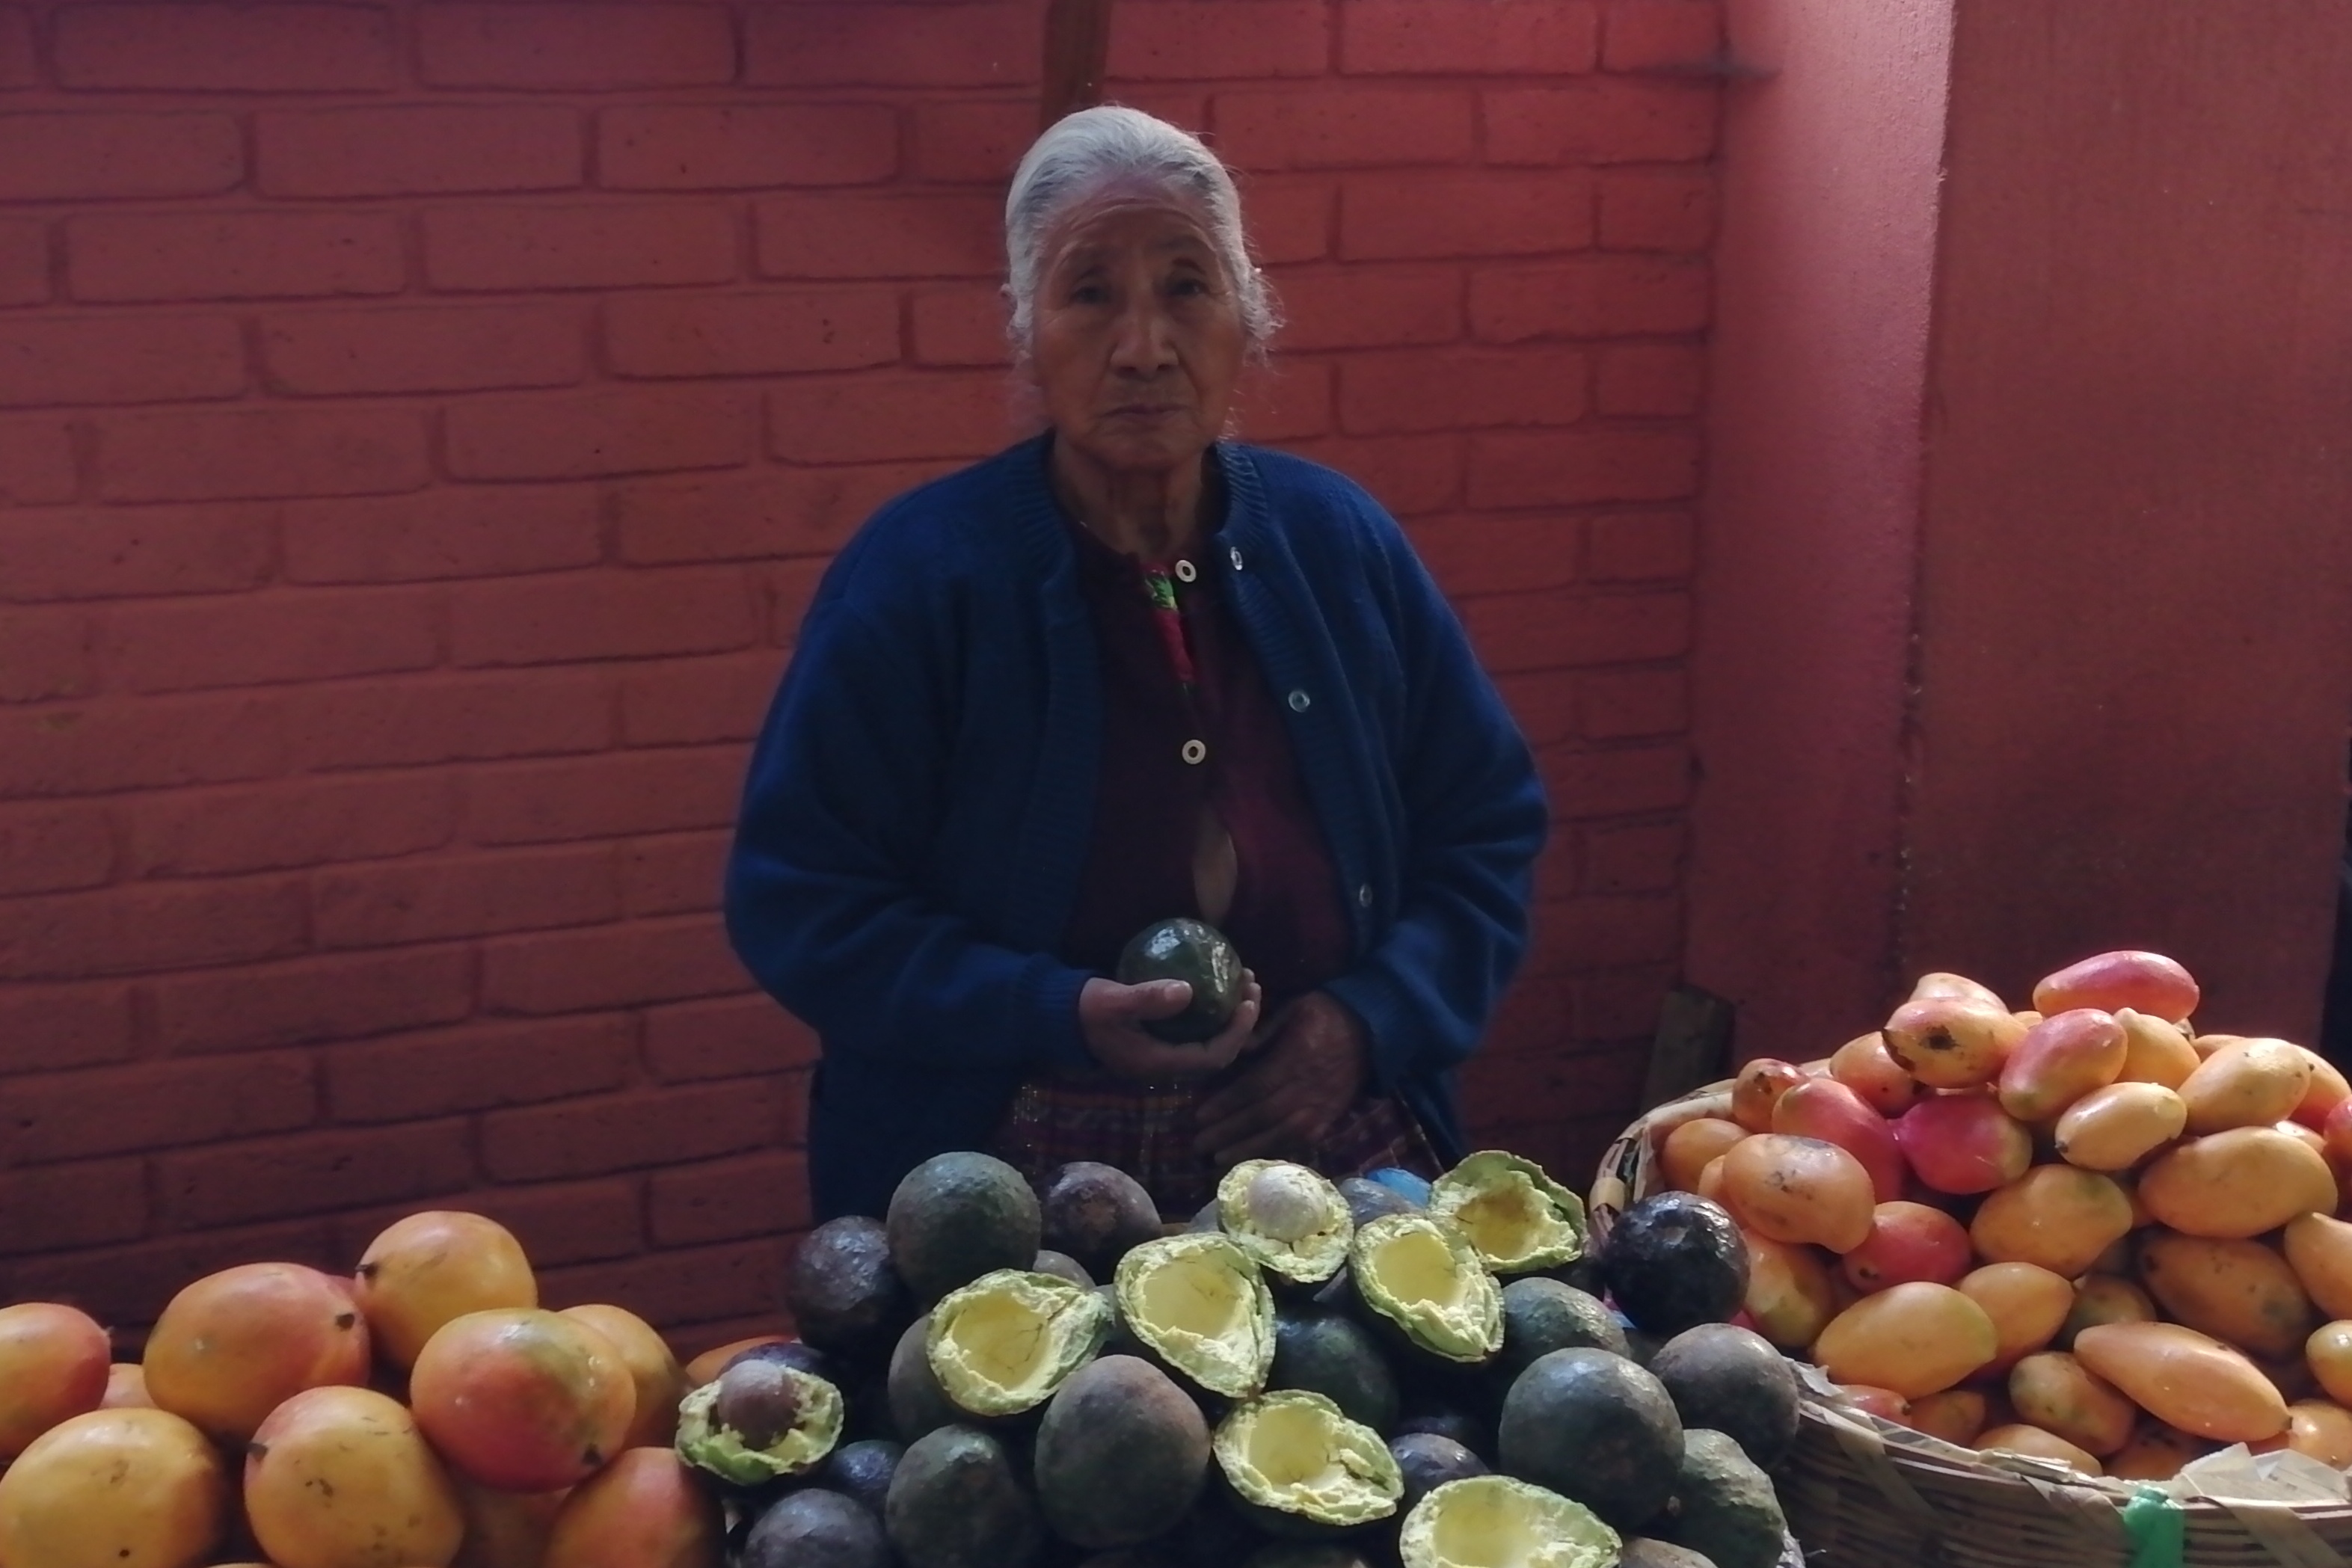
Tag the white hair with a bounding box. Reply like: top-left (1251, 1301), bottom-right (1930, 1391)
top-left (1003, 105), bottom-right (1279, 362)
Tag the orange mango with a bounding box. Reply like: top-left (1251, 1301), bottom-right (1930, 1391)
top-left (1835, 1384), bottom-right (1912, 1422)
top-left (1829, 1030), bottom-right (1922, 1116)
top-left (2032, 950), bottom-right (2199, 1024)
top-left (1695, 1153), bottom-right (1730, 1205)
top-left (2138, 1125), bottom-right (2338, 1238)
top-left (1882, 997), bottom-right (2025, 1090)
top-left (2281, 1211), bottom-right (2352, 1319)
top-left (1772, 1077), bottom-right (1906, 1202)
top-left (1910, 972), bottom-right (2006, 1008)
top-left (1811, 1282), bottom-right (1998, 1398)
top-left (2178, 1037), bottom-right (2315, 1135)
top-left (1997, 1009), bottom-right (2126, 1124)
top-left (2291, 1048), bottom-right (2352, 1131)
top-left (2073, 1322), bottom-right (2288, 1442)
top-left (1719, 1134), bottom-right (1876, 1252)
top-left (1957, 1262), bottom-right (2075, 1372)
top-left (1659, 1116), bottom-right (1747, 1195)
top-left (1902, 1389), bottom-right (1988, 1445)
top-left (1968, 1165), bottom-right (2134, 1279)
top-left (2250, 1400), bottom-right (2352, 1467)
top-left (2104, 1422), bottom-right (2214, 1481)
top-left (2008, 1351), bottom-right (2136, 1456)
top-left (1975, 1423), bottom-right (2101, 1475)
top-left (2112, 1009), bottom-right (2202, 1089)
top-left (2058, 1276), bottom-right (2156, 1350)
top-left (1892, 1092), bottom-right (2033, 1196)
top-left (2308, 1320), bottom-right (2352, 1406)
top-left (2051, 1081), bottom-right (2186, 1172)
top-left (1731, 1058), bottom-right (1807, 1134)
top-left (2133, 1232), bottom-right (2313, 1362)
top-left (1740, 1232), bottom-right (1843, 1353)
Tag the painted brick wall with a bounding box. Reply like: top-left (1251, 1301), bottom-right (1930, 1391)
top-left (0, 0), bottom-right (1719, 1354)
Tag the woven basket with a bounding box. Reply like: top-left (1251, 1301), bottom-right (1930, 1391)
top-left (1591, 1082), bottom-right (2352, 1568)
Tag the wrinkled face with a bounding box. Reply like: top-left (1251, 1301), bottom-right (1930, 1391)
top-left (1029, 186), bottom-right (1248, 484)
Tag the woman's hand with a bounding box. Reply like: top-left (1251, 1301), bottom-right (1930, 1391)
top-left (1078, 971), bottom-right (1263, 1080)
top-left (1193, 991), bottom-right (1370, 1166)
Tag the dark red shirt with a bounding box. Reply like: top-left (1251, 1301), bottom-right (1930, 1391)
top-left (1057, 512), bottom-right (1353, 1015)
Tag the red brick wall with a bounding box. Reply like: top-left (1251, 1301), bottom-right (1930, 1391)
top-left (0, 0), bottom-right (1718, 1353)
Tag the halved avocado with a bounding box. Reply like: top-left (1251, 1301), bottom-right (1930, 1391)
top-left (676, 1361), bottom-right (844, 1486)
top-left (1117, 917), bottom-right (1244, 1044)
top-left (1427, 1153), bottom-right (1587, 1276)
top-left (925, 1268), bottom-right (1112, 1418)
top-left (1398, 1476), bottom-right (1621, 1568)
top-left (1350, 1214), bottom-right (1504, 1366)
top-left (1219, 1160), bottom-right (1354, 1286)
top-left (1214, 1390), bottom-right (1403, 1535)
top-left (1114, 1233), bottom-right (1277, 1400)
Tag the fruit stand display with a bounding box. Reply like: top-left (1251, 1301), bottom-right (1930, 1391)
top-left (1592, 950), bottom-right (2352, 1568)
top-left (0, 1131), bottom-right (1800, 1568)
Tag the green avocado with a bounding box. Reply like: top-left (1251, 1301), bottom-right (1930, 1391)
top-left (1496, 1349), bottom-right (1683, 1534)
top-left (1645, 1323), bottom-right (1800, 1473)
top-left (742, 1487), bottom-right (891, 1568)
top-left (885, 1151), bottom-right (1044, 1304)
top-left (786, 1215), bottom-right (916, 1368)
top-left (1268, 1305), bottom-right (1398, 1435)
top-left (1041, 1160), bottom-right (1167, 1277)
top-left (1654, 1430), bottom-right (1787, 1568)
top-left (1034, 1354), bottom-right (1213, 1548)
top-left (883, 1425), bottom-right (1044, 1568)
top-left (1117, 917), bottom-right (1244, 1043)
top-left (1489, 1278), bottom-right (1631, 1396)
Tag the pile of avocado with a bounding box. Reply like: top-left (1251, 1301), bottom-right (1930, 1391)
top-left (676, 1149), bottom-right (1797, 1568)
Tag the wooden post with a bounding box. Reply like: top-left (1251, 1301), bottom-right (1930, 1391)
top-left (1040, 0), bottom-right (1116, 131)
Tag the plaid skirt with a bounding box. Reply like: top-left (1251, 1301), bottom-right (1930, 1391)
top-left (988, 1071), bottom-right (1441, 1220)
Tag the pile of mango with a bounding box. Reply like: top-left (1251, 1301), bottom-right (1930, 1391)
top-left (1653, 948), bottom-right (2352, 1476)
top-left (0, 1211), bottom-right (722, 1567)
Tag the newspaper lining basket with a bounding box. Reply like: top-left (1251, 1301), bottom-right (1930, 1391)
top-left (1591, 1081), bottom-right (2352, 1568)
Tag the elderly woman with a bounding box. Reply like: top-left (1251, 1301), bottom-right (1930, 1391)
top-left (727, 106), bottom-right (1547, 1223)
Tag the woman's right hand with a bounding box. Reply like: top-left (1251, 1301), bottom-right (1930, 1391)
top-left (1078, 971), bottom-right (1262, 1080)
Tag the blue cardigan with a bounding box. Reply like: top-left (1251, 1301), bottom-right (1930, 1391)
top-left (725, 435), bottom-right (1548, 1221)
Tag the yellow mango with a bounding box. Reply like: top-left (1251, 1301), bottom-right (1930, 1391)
top-left (2073, 1322), bottom-right (2288, 1442)
top-left (1811, 1282), bottom-right (1998, 1399)
top-left (2112, 1009), bottom-right (2201, 1089)
top-left (2059, 1274), bottom-right (2156, 1350)
top-left (2178, 1037), bottom-right (2313, 1134)
top-left (2133, 1231), bottom-right (2315, 1361)
top-left (2250, 1399), bottom-right (2352, 1467)
top-left (2104, 1421), bottom-right (2214, 1481)
top-left (2138, 1126), bottom-right (2338, 1238)
top-left (1968, 1165), bottom-right (2134, 1279)
top-left (1975, 1422), bottom-right (2101, 1475)
top-left (2051, 1081), bottom-right (2187, 1171)
top-left (2282, 1212), bottom-right (2352, 1320)
top-left (1956, 1262), bottom-right (2074, 1371)
top-left (2008, 1350), bottom-right (2136, 1455)
top-left (1902, 1389), bottom-right (1988, 1445)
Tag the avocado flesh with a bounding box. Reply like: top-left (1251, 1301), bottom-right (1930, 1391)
top-left (1218, 1161), bottom-right (1354, 1285)
top-left (1216, 1392), bottom-right (1401, 1530)
top-left (927, 1269), bottom-right (1111, 1418)
top-left (675, 1365), bottom-right (843, 1486)
top-left (1116, 1234), bottom-right (1276, 1399)
top-left (1399, 1476), bottom-right (1621, 1568)
top-left (1354, 1215), bottom-right (1504, 1365)
top-left (1429, 1154), bottom-right (1586, 1275)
